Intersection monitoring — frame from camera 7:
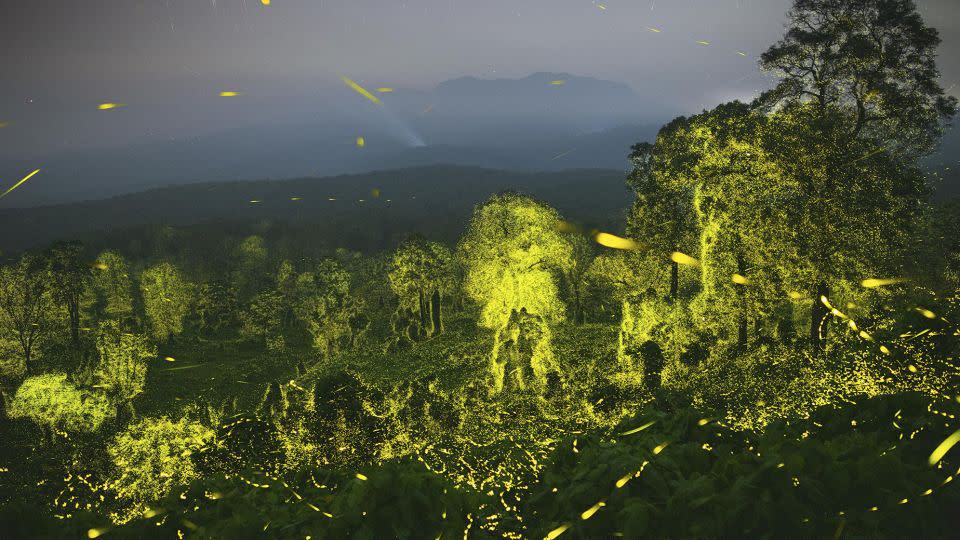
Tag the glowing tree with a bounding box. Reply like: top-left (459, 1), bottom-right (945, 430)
top-left (45, 241), bottom-right (90, 349)
top-left (232, 234), bottom-right (270, 300)
top-left (240, 289), bottom-right (286, 352)
top-left (194, 280), bottom-right (239, 332)
top-left (557, 234), bottom-right (595, 325)
top-left (89, 250), bottom-right (135, 323)
top-left (141, 261), bottom-right (193, 342)
top-left (625, 118), bottom-right (700, 301)
top-left (458, 193), bottom-right (572, 393)
top-left (108, 416), bottom-right (214, 506)
top-left (388, 235), bottom-right (453, 337)
top-left (757, 0), bottom-right (957, 352)
top-left (0, 254), bottom-right (54, 374)
top-left (678, 102), bottom-right (795, 350)
top-left (7, 373), bottom-right (113, 441)
top-left (95, 320), bottom-right (156, 422)
top-left (295, 258), bottom-right (364, 359)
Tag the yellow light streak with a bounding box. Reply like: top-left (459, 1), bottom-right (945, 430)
top-left (0, 169), bottom-right (41, 199)
top-left (341, 76), bottom-right (383, 105)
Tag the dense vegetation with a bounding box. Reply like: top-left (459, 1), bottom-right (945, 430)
top-left (2, 1), bottom-right (960, 538)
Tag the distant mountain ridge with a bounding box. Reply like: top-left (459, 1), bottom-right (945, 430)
top-left (0, 165), bottom-right (632, 254)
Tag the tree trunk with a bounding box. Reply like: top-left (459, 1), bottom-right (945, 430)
top-left (23, 346), bottom-right (32, 375)
top-left (430, 290), bottom-right (442, 335)
top-left (809, 281), bottom-right (830, 355)
top-left (669, 261), bottom-right (679, 300)
top-left (418, 288), bottom-right (429, 335)
top-left (69, 301), bottom-right (81, 349)
top-left (737, 254), bottom-right (748, 350)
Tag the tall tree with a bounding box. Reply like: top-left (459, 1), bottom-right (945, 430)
top-left (89, 250), bottom-right (135, 323)
top-left (45, 241), bottom-right (90, 349)
top-left (240, 289), bottom-right (286, 352)
top-left (0, 255), bottom-right (54, 374)
top-left (757, 0), bottom-right (956, 352)
top-left (758, 0), bottom-right (957, 159)
top-left (557, 234), bottom-right (595, 325)
top-left (94, 320), bottom-right (156, 422)
top-left (295, 258), bottom-right (363, 359)
top-left (388, 235), bottom-right (453, 337)
top-left (625, 118), bottom-right (699, 300)
top-left (140, 262), bottom-right (192, 343)
top-left (458, 193), bottom-right (572, 393)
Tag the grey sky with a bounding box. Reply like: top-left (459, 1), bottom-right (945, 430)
top-left (1, 0), bottom-right (957, 158)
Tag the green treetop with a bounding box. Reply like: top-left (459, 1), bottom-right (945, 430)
top-left (389, 235), bottom-right (453, 337)
top-left (94, 320), bottom-right (156, 421)
top-left (626, 117), bottom-right (700, 300)
top-left (0, 254), bottom-right (55, 374)
top-left (89, 250), bottom-right (135, 323)
top-left (44, 241), bottom-right (91, 350)
top-left (140, 261), bottom-right (193, 343)
top-left (7, 372), bottom-right (113, 442)
top-left (758, 0), bottom-right (957, 159)
top-left (459, 193), bottom-right (573, 330)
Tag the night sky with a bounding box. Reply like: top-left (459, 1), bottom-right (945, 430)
top-left (1, 0), bottom-right (958, 161)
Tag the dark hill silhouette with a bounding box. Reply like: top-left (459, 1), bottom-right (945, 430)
top-left (0, 165), bottom-right (631, 254)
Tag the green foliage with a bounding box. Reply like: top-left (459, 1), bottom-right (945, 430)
top-left (7, 373), bottom-right (113, 436)
top-left (459, 193), bottom-right (573, 330)
top-left (240, 289), bottom-right (286, 351)
top-left (94, 320), bottom-right (156, 408)
top-left (194, 280), bottom-right (239, 332)
top-left (88, 250), bottom-right (134, 322)
top-left (45, 241), bottom-right (90, 348)
top-left (108, 416), bottom-right (215, 508)
top-left (526, 394), bottom-right (960, 539)
top-left (294, 258), bottom-right (365, 359)
top-left (0, 254), bottom-right (55, 374)
top-left (140, 261), bottom-right (193, 342)
top-left (103, 460), bottom-right (486, 539)
top-left (758, 0), bottom-right (957, 159)
top-left (389, 235), bottom-right (453, 336)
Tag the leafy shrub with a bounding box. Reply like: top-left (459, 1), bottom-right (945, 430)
top-left (525, 394), bottom-right (960, 539)
top-left (108, 416), bottom-right (215, 511)
top-left (108, 459), bottom-right (489, 539)
top-left (7, 373), bottom-right (113, 437)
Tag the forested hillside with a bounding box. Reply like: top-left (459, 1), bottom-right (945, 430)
top-left (0, 166), bottom-right (629, 254)
top-left (2, 1), bottom-right (960, 539)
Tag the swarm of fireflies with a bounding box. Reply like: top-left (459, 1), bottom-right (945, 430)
top-left (356, 136), bottom-right (365, 148)
top-left (647, 27), bottom-right (662, 33)
top-left (732, 273), bottom-right (750, 285)
top-left (97, 103), bottom-right (123, 110)
top-left (219, 91), bottom-right (240, 97)
top-left (549, 80), bottom-right (565, 86)
top-left (376, 87), bottom-right (394, 93)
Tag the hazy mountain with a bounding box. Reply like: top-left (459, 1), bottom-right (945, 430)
top-left (0, 73), bottom-right (658, 208)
